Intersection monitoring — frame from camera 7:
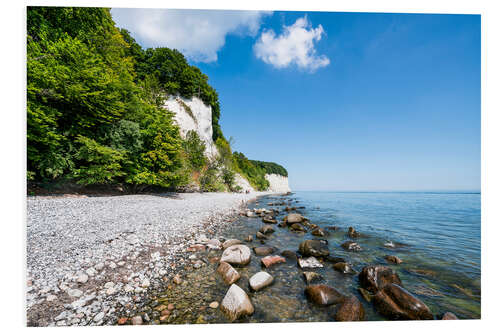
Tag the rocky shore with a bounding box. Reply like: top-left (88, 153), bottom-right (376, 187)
top-left (26, 191), bottom-right (278, 326)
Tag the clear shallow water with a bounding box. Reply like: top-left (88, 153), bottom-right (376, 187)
top-left (144, 191), bottom-right (481, 323)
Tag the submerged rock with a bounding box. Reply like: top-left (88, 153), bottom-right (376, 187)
top-left (385, 255), bottom-right (403, 265)
top-left (298, 240), bottom-right (330, 257)
top-left (256, 232), bottom-right (268, 240)
top-left (262, 217), bottom-right (277, 224)
top-left (281, 250), bottom-right (298, 262)
top-left (261, 255), bottom-right (286, 268)
top-left (347, 226), bottom-right (361, 238)
top-left (245, 235), bottom-right (253, 242)
top-left (303, 271), bottom-right (323, 284)
top-left (217, 262), bottom-right (241, 285)
top-left (373, 283), bottom-right (434, 320)
top-left (335, 296), bottom-right (365, 321)
top-left (249, 271), bottom-right (274, 291)
top-left (220, 245), bottom-right (251, 266)
top-left (259, 225), bottom-right (275, 234)
top-left (341, 241), bottom-right (362, 252)
top-left (253, 246), bottom-right (275, 256)
top-left (333, 262), bottom-right (355, 274)
top-left (324, 256), bottom-right (346, 264)
top-left (298, 257), bottom-right (324, 268)
top-left (220, 284), bottom-right (254, 322)
top-left (290, 223), bottom-right (306, 232)
top-left (311, 227), bottom-right (327, 237)
top-left (358, 287), bottom-right (373, 302)
top-left (359, 265), bottom-right (402, 293)
top-left (305, 284), bottom-right (345, 306)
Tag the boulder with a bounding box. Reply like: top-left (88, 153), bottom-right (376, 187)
top-left (299, 240), bottom-right (330, 257)
top-left (262, 217), bottom-right (277, 224)
top-left (222, 239), bottom-right (242, 250)
top-left (290, 223), bottom-right (306, 232)
top-left (253, 246), bottom-right (275, 256)
top-left (249, 271), bottom-right (274, 291)
top-left (305, 284), bottom-right (345, 306)
top-left (372, 283), bottom-right (434, 320)
top-left (261, 255), bottom-right (286, 268)
top-left (259, 225), bottom-right (275, 235)
top-left (359, 265), bottom-right (402, 293)
top-left (311, 227), bottom-right (327, 237)
top-left (341, 241), bottom-right (362, 252)
top-left (217, 262), bottom-right (241, 285)
top-left (333, 262), bottom-right (355, 274)
top-left (442, 312), bottom-right (458, 320)
top-left (347, 226), bottom-right (361, 238)
top-left (220, 245), bottom-right (251, 266)
top-left (285, 213), bottom-right (305, 224)
top-left (303, 271), bottom-right (323, 284)
top-left (335, 296), bottom-right (365, 321)
top-left (298, 257), bottom-right (324, 269)
top-left (220, 284), bottom-right (254, 322)
top-left (384, 255), bottom-right (403, 265)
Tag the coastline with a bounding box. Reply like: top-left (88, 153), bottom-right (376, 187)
top-left (26, 191), bottom-right (286, 326)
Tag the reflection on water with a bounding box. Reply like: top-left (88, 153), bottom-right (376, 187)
top-left (145, 191), bottom-right (481, 323)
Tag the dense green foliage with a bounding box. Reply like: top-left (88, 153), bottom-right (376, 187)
top-left (249, 160), bottom-right (288, 177)
top-left (26, 7), bottom-right (286, 193)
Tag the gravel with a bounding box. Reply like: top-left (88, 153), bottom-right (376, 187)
top-left (26, 191), bottom-right (269, 326)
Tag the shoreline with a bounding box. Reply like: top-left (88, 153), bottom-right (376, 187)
top-left (26, 191), bottom-right (286, 326)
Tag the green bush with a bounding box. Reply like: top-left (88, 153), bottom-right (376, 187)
top-left (182, 130), bottom-right (207, 171)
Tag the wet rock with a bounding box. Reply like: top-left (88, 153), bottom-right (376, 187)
top-left (76, 273), bottom-right (89, 284)
top-left (281, 250), bottom-right (298, 262)
top-left (246, 211), bottom-right (255, 217)
top-left (217, 262), bottom-right (241, 285)
top-left (259, 225), bottom-right (275, 234)
top-left (245, 235), bottom-right (253, 242)
top-left (261, 255), bottom-right (286, 268)
top-left (324, 256), bottom-right (346, 264)
top-left (341, 241), bottom-right (362, 252)
top-left (249, 271), bottom-right (274, 291)
top-left (305, 284), bottom-right (345, 306)
top-left (253, 246), bottom-right (275, 256)
top-left (359, 265), bottom-right (402, 293)
top-left (442, 312), bottom-right (458, 320)
top-left (373, 283), bottom-right (434, 320)
top-left (131, 315), bottom-right (143, 325)
top-left (335, 296), bottom-right (365, 321)
top-left (311, 227), bottom-right (327, 237)
top-left (222, 239), bottom-right (242, 250)
top-left (207, 239), bottom-right (222, 250)
top-left (220, 284), bottom-right (254, 322)
top-left (285, 213), bottom-right (305, 224)
top-left (407, 268), bottom-right (438, 278)
top-left (220, 244), bottom-right (251, 266)
top-left (325, 226), bottom-right (340, 231)
top-left (303, 271), bottom-right (323, 284)
top-left (67, 289), bottom-right (83, 298)
top-left (256, 232), bottom-right (268, 240)
top-left (290, 223), bottom-right (306, 232)
top-left (299, 239), bottom-right (330, 257)
top-left (262, 217), bottom-right (277, 224)
top-left (358, 288), bottom-right (373, 302)
top-left (333, 262), bottom-right (355, 274)
top-left (298, 257), bottom-right (324, 269)
top-left (385, 255), bottom-right (403, 265)
top-left (278, 221), bottom-right (287, 228)
top-left (347, 226), bottom-right (361, 238)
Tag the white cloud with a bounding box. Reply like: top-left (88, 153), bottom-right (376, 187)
top-left (253, 16), bottom-right (330, 72)
top-left (111, 8), bottom-right (271, 62)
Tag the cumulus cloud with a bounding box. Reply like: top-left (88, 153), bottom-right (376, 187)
top-left (111, 8), bottom-right (271, 62)
top-left (253, 16), bottom-right (330, 72)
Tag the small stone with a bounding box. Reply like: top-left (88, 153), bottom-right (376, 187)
top-left (303, 271), bottom-right (323, 284)
top-left (117, 317), bottom-right (128, 325)
top-left (249, 271), bottom-right (274, 291)
top-left (95, 263), bottom-right (105, 270)
top-left (245, 235), bottom-right (253, 242)
top-left (261, 255), bottom-right (286, 268)
top-left (141, 278), bottom-right (150, 288)
top-left (76, 273), bottom-right (89, 284)
top-left (384, 255), bottom-right (403, 265)
top-left (108, 262), bottom-right (117, 269)
top-left (104, 282), bottom-right (115, 289)
top-left (220, 245), bottom-right (251, 266)
top-left (131, 316), bottom-right (143, 325)
top-left (93, 312), bottom-right (105, 322)
top-left (209, 301), bottom-right (219, 309)
top-left (442, 312), bottom-right (458, 320)
top-left (173, 274), bottom-right (182, 284)
top-left (298, 257), bottom-right (323, 268)
top-left (67, 289), bottom-right (83, 298)
top-left (341, 241), bottom-right (362, 252)
top-left (46, 294), bottom-right (57, 302)
top-left (86, 267), bottom-right (97, 277)
top-left (217, 262), bottom-right (241, 285)
top-left (220, 284), bottom-right (254, 322)
top-left (167, 303), bottom-right (175, 311)
top-left (222, 239), bottom-right (242, 249)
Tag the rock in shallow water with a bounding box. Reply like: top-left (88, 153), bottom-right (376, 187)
top-left (249, 271), bottom-right (274, 291)
top-left (259, 225), bottom-right (275, 234)
top-left (441, 312), bottom-right (458, 320)
top-left (311, 227), bottom-right (327, 237)
top-left (217, 262), bottom-right (241, 285)
top-left (335, 296), bottom-right (365, 321)
top-left (385, 255), bottom-right (403, 265)
top-left (359, 265), bottom-right (402, 293)
top-left (285, 213), bottom-right (305, 224)
top-left (303, 271), bottom-right (323, 284)
top-left (299, 240), bottom-right (329, 257)
top-left (341, 241), bottom-right (362, 252)
top-left (305, 284), bottom-right (345, 306)
top-left (220, 245), bottom-right (251, 266)
top-left (373, 283), bottom-right (434, 320)
top-left (333, 262), bottom-right (355, 274)
top-left (253, 246), bottom-right (274, 256)
top-left (290, 224), bottom-right (306, 232)
top-left (298, 257), bottom-right (324, 269)
top-left (222, 239), bottom-right (242, 249)
top-left (220, 284), bottom-right (254, 322)
top-left (261, 255), bottom-right (286, 268)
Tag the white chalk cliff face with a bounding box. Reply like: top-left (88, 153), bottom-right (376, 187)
top-left (265, 174), bottom-right (291, 193)
top-left (163, 96), bottom-right (219, 158)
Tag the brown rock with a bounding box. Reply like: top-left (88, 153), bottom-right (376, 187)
top-left (303, 271), bottom-right (323, 284)
top-left (385, 255), bottom-right (403, 265)
top-left (305, 284), bottom-right (345, 306)
top-left (341, 241), bottom-right (362, 252)
top-left (285, 213), bottom-right (305, 224)
top-left (245, 235), bottom-right (253, 242)
top-left (290, 223), bottom-right (306, 232)
top-left (262, 217), bottom-right (277, 224)
top-left (325, 256), bottom-right (346, 264)
top-left (280, 250), bottom-right (298, 262)
top-left (217, 261), bottom-right (241, 284)
top-left (117, 317), bottom-right (128, 325)
top-left (335, 296), bottom-right (365, 321)
top-left (358, 287), bottom-right (373, 302)
top-left (259, 225), bottom-right (275, 234)
top-left (173, 274), bottom-right (182, 284)
top-left (131, 316), bottom-right (143, 325)
top-left (261, 255), bottom-right (286, 268)
top-left (167, 303), bottom-right (175, 311)
top-left (222, 239), bottom-right (242, 249)
top-left (348, 226), bottom-right (361, 238)
top-left (160, 310), bottom-right (171, 316)
top-left (187, 244), bottom-right (206, 252)
top-left (256, 231), bottom-right (268, 240)
top-left (359, 265), bottom-right (402, 293)
top-left (299, 239), bottom-right (330, 257)
top-left (311, 227), bottom-right (327, 237)
top-left (333, 262), bottom-right (355, 274)
top-left (373, 283), bottom-right (434, 320)
top-left (253, 246), bottom-right (275, 256)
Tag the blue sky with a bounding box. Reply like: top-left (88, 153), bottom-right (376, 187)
top-left (111, 9), bottom-right (480, 191)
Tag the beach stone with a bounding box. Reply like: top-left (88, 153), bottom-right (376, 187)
top-left (209, 301), bottom-right (219, 309)
top-left (305, 284), bottom-right (345, 306)
top-left (359, 265), bottom-right (402, 293)
top-left (299, 239), bottom-right (330, 257)
top-left (85, 267), bottom-right (97, 277)
top-left (373, 283), bottom-right (434, 320)
top-left (335, 296), bottom-right (365, 321)
top-left (253, 246), bottom-right (275, 256)
top-left (311, 227), bottom-right (327, 237)
top-left (261, 255), bottom-right (286, 268)
top-left (207, 239), bottom-right (222, 250)
top-left (173, 274), bottom-right (182, 284)
top-left (259, 225), bottom-right (275, 234)
top-left (245, 235), bottom-right (253, 242)
top-left (117, 317), bottom-right (128, 325)
top-left (341, 241), bottom-right (362, 251)
top-left (285, 213), bottom-right (305, 224)
top-left (67, 289), bottom-right (83, 298)
top-left (385, 255), bottom-right (403, 265)
top-left (222, 239), bottom-right (242, 249)
top-left (46, 294), bottom-right (57, 302)
top-left (348, 226), bottom-right (361, 238)
top-left (262, 217), bottom-right (277, 224)
top-left (220, 284), bottom-right (254, 322)
top-left (303, 271), bottom-right (323, 284)
top-left (249, 271), bottom-right (274, 291)
top-left (256, 232), bottom-right (268, 240)
top-left (246, 211), bottom-right (255, 217)
top-left (290, 223), bottom-right (306, 232)
top-left (76, 273), bottom-right (89, 283)
top-left (442, 312), bottom-right (458, 320)
top-left (281, 250), bottom-right (298, 262)
top-left (93, 312), bottom-right (105, 322)
top-left (298, 257), bottom-right (323, 268)
top-left (131, 315), bottom-right (143, 325)
top-left (220, 245), bottom-right (251, 266)
top-left (217, 262), bottom-right (241, 285)
top-left (333, 262), bottom-right (355, 274)
top-left (187, 244), bottom-right (206, 252)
